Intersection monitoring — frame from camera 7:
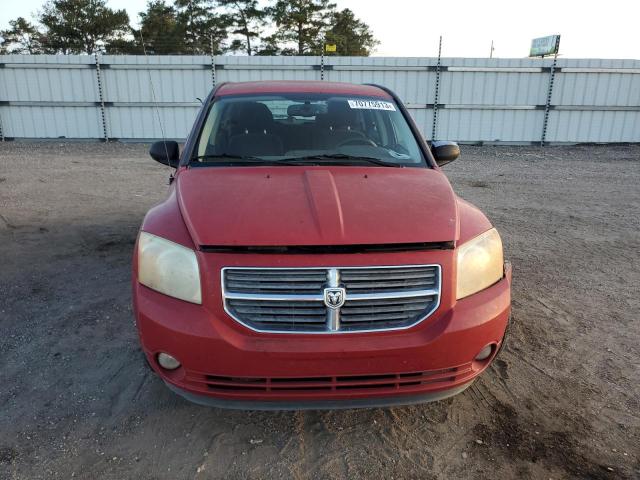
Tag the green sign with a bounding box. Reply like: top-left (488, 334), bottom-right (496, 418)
top-left (529, 35), bottom-right (560, 57)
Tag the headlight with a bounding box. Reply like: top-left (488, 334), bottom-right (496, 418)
top-left (137, 232), bottom-right (202, 304)
top-left (456, 228), bottom-right (503, 300)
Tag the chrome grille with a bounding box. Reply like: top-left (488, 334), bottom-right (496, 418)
top-left (340, 296), bottom-right (436, 331)
top-left (226, 299), bottom-right (327, 332)
top-left (340, 266), bottom-right (438, 293)
top-left (222, 265), bottom-right (441, 334)
top-left (223, 268), bottom-right (327, 293)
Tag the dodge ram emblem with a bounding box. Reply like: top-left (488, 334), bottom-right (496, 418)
top-left (324, 287), bottom-right (346, 309)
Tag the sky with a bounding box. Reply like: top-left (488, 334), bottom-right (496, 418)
top-left (1, 0), bottom-right (639, 59)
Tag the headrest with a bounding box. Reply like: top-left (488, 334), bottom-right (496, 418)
top-left (230, 102), bottom-right (275, 133)
top-left (325, 101), bottom-right (357, 129)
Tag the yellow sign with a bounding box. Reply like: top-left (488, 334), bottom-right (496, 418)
top-left (325, 44), bottom-right (337, 52)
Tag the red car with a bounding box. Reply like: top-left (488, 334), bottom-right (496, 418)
top-left (133, 80), bottom-right (511, 410)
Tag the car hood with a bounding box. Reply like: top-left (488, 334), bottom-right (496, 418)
top-left (176, 166), bottom-right (458, 247)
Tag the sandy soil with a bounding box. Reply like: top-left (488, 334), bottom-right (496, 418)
top-left (0, 142), bottom-right (639, 479)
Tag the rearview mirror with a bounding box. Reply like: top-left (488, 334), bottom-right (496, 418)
top-left (149, 141), bottom-right (180, 168)
top-left (287, 102), bottom-right (327, 117)
top-left (431, 141), bottom-right (460, 166)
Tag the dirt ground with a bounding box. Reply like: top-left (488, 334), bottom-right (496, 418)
top-left (0, 142), bottom-right (638, 480)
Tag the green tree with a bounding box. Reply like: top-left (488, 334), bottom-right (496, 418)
top-left (104, 37), bottom-right (139, 54)
top-left (254, 33), bottom-right (282, 55)
top-left (39, 0), bottom-right (130, 54)
top-left (268, 0), bottom-right (336, 55)
top-left (324, 8), bottom-right (378, 56)
top-left (173, 0), bottom-right (228, 54)
top-left (0, 17), bottom-right (44, 54)
top-left (134, 0), bottom-right (186, 54)
top-left (218, 0), bottom-right (266, 55)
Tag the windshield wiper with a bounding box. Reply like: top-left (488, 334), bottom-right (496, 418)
top-left (194, 154), bottom-right (262, 162)
top-left (192, 153), bottom-right (403, 168)
top-left (282, 154), bottom-right (403, 168)
top-left (192, 154), bottom-right (299, 166)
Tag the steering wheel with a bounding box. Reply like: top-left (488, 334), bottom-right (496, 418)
top-left (337, 137), bottom-right (377, 147)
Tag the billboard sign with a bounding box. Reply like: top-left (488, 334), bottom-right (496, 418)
top-left (529, 35), bottom-right (560, 57)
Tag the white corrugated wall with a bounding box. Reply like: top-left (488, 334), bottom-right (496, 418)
top-left (0, 55), bottom-right (638, 142)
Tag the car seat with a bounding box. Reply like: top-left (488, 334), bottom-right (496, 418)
top-left (226, 102), bottom-right (284, 157)
top-left (315, 101), bottom-right (368, 149)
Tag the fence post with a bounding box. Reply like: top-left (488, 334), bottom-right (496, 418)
top-left (0, 110), bottom-right (4, 141)
top-left (541, 38), bottom-right (560, 145)
top-left (431, 36), bottom-right (442, 141)
top-left (210, 34), bottom-right (216, 89)
top-left (94, 52), bottom-right (108, 142)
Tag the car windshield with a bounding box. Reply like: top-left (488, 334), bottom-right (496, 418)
top-left (193, 93), bottom-right (426, 167)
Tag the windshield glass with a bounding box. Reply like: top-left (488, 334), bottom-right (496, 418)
top-left (193, 93), bottom-right (425, 167)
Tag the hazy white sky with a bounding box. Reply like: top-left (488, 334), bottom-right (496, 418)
top-left (1, 0), bottom-right (639, 59)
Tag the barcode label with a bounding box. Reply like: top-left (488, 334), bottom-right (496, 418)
top-left (347, 99), bottom-right (396, 111)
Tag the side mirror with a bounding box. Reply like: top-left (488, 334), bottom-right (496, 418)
top-left (431, 141), bottom-right (460, 167)
top-left (149, 141), bottom-right (180, 168)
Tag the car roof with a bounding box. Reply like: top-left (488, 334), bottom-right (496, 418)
top-left (215, 81), bottom-right (392, 99)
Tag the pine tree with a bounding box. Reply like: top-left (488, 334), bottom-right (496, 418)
top-left (39, 0), bottom-right (130, 54)
top-left (173, 0), bottom-right (229, 54)
top-left (268, 0), bottom-right (336, 55)
top-left (218, 0), bottom-right (266, 55)
top-left (0, 17), bottom-right (44, 54)
top-left (324, 8), bottom-right (378, 56)
top-left (136, 0), bottom-right (186, 54)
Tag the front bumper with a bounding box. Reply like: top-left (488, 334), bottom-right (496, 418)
top-left (134, 263), bottom-right (511, 410)
top-left (165, 379), bottom-right (474, 410)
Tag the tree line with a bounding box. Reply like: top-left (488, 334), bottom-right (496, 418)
top-left (0, 0), bottom-right (379, 56)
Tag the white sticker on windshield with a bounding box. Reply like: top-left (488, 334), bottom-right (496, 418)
top-left (347, 99), bottom-right (396, 111)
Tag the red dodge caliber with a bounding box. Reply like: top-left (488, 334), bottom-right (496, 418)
top-left (133, 80), bottom-right (511, 410)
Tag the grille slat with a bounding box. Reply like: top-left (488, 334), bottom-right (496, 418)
top-left (226, 281), bottom-right (324, 290)
top-left (239, 316), bottom-right (326, 324)
top-left (234, 307), bottom-right (326, 315)
top-left (226, 274), bottom-right (327, 282)
top-left (343, 279), bottom-right (435, 289)
top-left (229, 301), bottom-right (323, 308)
top-left (190, 365), bottom-right (469, 394)
top-left (223, 265), bottom-right (440, 333)
top-left (341, 272), bottom-right (435, 280)
top-left (347, 296), bottom-right (433, 306)
top-left (342, 267), bottom-right (434, 274)
top-left (341, 312), bottom-right (423, 322)
top-left (341, 303), bottom-right (429, 315)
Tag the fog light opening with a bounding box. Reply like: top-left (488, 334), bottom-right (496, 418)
top-left (475, 344), bottom-right (494, 361)
top-left (157, 352), bottom-right (181, 370)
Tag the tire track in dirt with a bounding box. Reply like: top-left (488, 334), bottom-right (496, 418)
top-left (293, 411), bottom-right (350, 479)
top-left (289, 411), bottom-right (307, 480)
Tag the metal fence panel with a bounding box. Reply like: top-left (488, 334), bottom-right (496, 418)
top-left (106, 106), bottom-right (200, 139)
top-left (3, 105), bottom-right (102, 138)
top-left (0, 54), bottom-right (638, 143)
top-left (329, 57), bottom-right (438, 105)
top-left (97, 56), bottom-right (210, 139)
